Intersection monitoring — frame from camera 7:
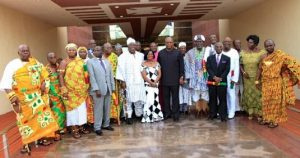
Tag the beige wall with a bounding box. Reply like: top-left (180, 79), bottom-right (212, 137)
top-left (219, 0), bottom-right (300, 99)
top-left (0, 5), bottom-right (67, 115)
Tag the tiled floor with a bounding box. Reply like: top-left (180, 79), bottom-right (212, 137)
top-left (3, 102), bottom-right (300, 158)
top-left (39, 116), bottom-right (288, 158)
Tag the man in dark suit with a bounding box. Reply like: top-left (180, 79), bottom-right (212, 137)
top-left (206, 42), bottom-right (230, 122)
top-left (158, 37), bottom-right (184, 122)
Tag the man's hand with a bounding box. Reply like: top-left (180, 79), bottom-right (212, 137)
top-left (230, 81), bottom-right (236, 85)
top-left (10, 96), bottom-right (21, 113)
top-left (243, 72), bottom-right (250, 79)
top-left (62, 93), bottom-right (68, 100)
top-left (41, 82), bottom-right (46, 95)
top-left (213, 76), bottom-right (222, 83)
top-left (256, 83), bottom-right (261, 90)
top-left (95, 90), bottom-right (101, 98)
top-left (179, 76), bottom-right (184, 85)
top-left (121, 82), bottom-right (126, 89)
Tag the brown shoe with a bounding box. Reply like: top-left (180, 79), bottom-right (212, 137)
top-left (80, 126), bottom-right (91, 134)
top-left (71, 126), bottom-right (81, 139)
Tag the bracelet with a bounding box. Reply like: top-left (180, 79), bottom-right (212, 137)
top-left (255, 81), bottom-right (259, 85)
top-left (57, 69), bottom-right (65, 73)
top-left (7, 91), bottom-right (16, 101)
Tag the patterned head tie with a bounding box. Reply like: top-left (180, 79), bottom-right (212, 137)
top-left (194, 34), bottom-right (205, 42)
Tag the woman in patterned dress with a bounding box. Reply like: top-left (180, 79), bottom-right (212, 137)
top-left (240, 35), bottom-right (265, 121)
top-left (141, 50), bottom-right (164, 123)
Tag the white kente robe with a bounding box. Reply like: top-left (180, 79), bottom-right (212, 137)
top-left (222, 48), bottom-right (240, 118)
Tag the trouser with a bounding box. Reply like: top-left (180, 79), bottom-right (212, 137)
top-left (227, 82), bottom-right (238, 118)
top-left (126, 101), bottom-right (144, 118)
top-left (208, 85), bottom-right (227, 119)
top-left (92, 93), bottom-right (111, 131)
top-left (163, 85), bottom-right (180, 118)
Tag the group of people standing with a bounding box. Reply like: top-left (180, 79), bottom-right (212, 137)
top-left (0, 33), bottom-right (299, 155)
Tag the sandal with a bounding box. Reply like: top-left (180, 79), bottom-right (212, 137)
top-left (71, 126), bottom-right (81, 139)
top-left (259, 120), bottom-right (269, 125)
top-left (80, 126), bottom-right (91, 134)
top-left (39, 138), bottom-right (51, 146)
top-left (20, 144), bottom-right (31, 155)
top-left (54, 133), bottom-right (62, 141)
top-left (268, 122), bottom-right (278, 128)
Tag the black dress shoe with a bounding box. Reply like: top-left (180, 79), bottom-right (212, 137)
top-left (102, 126), bottom-right (114, 131)
top-left (221, 118), bottom-right (227, 122)
top-left (207, 116), bottom-right (216, 120)
top-left (126, 118), bottom-right (133, 125)
top-left (164, 115), bottom-right (171, 120)
top-left (95, 130), bottom-right (103, 136)
top-left (173, 117), bottom-right (179, 122)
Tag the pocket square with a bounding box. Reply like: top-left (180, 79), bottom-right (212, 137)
top-left (221, 60), bottom-right (227, 63)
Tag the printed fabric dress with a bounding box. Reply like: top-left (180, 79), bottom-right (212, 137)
top-left (141, 63), bottom-right (164, 123)
top-left (240, 50), bottom-right (265, 116)
top-left (46, 64), bottom-right (66, 130)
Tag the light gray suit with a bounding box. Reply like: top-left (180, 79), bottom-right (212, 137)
top-left (87, 58), bottom-right (115, 131)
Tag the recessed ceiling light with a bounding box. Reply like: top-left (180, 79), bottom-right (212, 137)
top-left (165, 14), bottom-right (168, 16)
top-left (115, 6), bottom-right (119, 8)
top-left (120, 15), bottom-right (124, 18)
top-left (170, 3), bottom-right (174, 6)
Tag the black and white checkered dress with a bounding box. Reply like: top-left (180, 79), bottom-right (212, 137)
top-left (141, 63), bottom-right (164, 123)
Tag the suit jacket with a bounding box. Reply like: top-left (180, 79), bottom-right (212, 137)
top-left (207, 53), bottom-right (231, 82)
top-left (87, 58), bottom-right (115, 95)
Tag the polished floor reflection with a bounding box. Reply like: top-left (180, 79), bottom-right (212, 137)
top-left (42, 116), bottom-right (286, 158)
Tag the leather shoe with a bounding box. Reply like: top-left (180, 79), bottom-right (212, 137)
top-left (126, 118), bottom-right (133, 125)
top-left (95, 130), bottom-right (103, 136)
top-left (173, 117), bottom-right (179, 122)
top-left (221, 118), bottom-right (227, 122)
top-left (102, 126), bottom-right (114, 131)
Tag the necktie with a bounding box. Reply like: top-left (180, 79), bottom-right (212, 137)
top-left (100, 59), bottom-right (106, 72)
top-left (217, 54), bottom-right (221, 66)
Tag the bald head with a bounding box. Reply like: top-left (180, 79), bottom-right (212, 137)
top-left (215, 42), bottom-right (223, 54)
top-left (233, 39), bottom-right (242, 52)
top-left (89, 39), bottom-right (96, 48)
top-left (18, 44), bottom-right (30, 61)
top-left (47, 52), bottom-right (57, 65)
top-left (210, 34), bottom-right (217, 45)
top-left (93, 46), bottom-right (102, 58)
top-left (150, 42), bottom-right (158, 52)
top-left (165, 37), bottom-right (174, 50)
top-left (264, 39), bottom-right (275, 54)
top-left (223, 37), bottom-right (232, 51)
top-left (103, 42), bottom-right (112, 55)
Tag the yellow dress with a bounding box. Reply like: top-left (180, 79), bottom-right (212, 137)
top-left (240, 50), bottom-right (265, 116)
top-left (13, 58), bottom-right (58, 144)
top-left (261, 50), bottom-right (300, 123)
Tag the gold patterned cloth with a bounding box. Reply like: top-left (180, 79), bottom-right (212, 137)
top-left (13, 58), bottom-right (58, 144)
top-left (46, 64), bottom-right (66, 130)
top-left (63, 57), bottom-right (89, 111)
top-left (106, 52), bottom-right (121, 124)
top-left (261, 50), bottom-right (300, 123)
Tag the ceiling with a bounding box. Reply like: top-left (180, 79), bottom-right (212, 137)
top-left (0, 0), bottom-right (265, 40)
